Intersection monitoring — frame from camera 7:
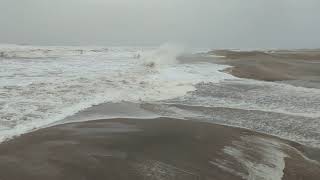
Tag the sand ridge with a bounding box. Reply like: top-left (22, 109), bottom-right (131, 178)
top-left (202, 49), bottom-right (320, 87)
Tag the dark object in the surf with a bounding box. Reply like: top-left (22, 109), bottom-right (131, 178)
top-left (134, 53), bottom-right (141, 59)
top-left (145, 61), bottom-right (155, 68)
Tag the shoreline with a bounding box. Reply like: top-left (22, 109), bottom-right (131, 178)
top-left (199, 49), bottom-right (320, 88)
top-left (0, 117), bottom-right (319, 180)
top-left (0, 48), bottom-right (319, 179)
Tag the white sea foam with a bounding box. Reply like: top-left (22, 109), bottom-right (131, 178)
top-left (1, 44), bottom-right (319, 148)
top-left (211, 136), bottom-right (287, 180)
top-left (0, 44), bottom-right (235, 142)
top-left (141, 43), bottom-right (185, 68)
top-left (173, 79), bottom-right (320, 119)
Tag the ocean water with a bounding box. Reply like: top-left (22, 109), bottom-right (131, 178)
top-left (0, 44), bottom-right (319, 148)
top-left (0, 44), bottom-right (235, 142)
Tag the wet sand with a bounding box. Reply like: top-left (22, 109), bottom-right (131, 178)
top-left (0, 118), bottom-right (319, 180)
top-left (204, 50), bottom-right (320, 88)
top-left (1, 49), bottom-right (319, 180)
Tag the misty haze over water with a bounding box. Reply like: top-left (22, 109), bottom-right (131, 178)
top-left (1, 0), bottom-right (320, 48)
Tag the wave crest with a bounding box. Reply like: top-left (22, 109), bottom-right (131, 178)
top-left (141, 44), bottom-right (185, 69)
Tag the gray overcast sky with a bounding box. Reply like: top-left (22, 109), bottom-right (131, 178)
top-left (0, 0), bottom-right (319, 48)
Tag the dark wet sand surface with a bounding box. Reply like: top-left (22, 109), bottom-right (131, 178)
top-left (197, 49), bottom-right (320, 88)
top-left (1, 50), bottom-right (320, 180)
top-left (0, 118), bottom-right (319, 180)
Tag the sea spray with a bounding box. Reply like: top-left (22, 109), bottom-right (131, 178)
top-left (141, 43), bottom-right (185, 69)
top-left (0, 44), bottom-right (234, 143)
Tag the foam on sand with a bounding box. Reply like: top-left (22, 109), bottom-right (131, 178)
top-left (0, 44), bottom-right (235, 143)
top-left (1, 44), bottom-right (319, 149)
top-left (211, 136), bottom-right (288, 180)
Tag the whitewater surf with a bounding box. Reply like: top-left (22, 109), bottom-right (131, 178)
top-left (0, 44), bottom-right (320, 149)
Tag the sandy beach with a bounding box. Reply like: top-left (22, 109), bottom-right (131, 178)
top-left (0, 47), bottom-right (319, 180)
top-left (0, 117), bottom-right (319, 180)
top-left (1, 0), bottom-right (320, 179)
top-left (202, 49), bottom-right (320, 88)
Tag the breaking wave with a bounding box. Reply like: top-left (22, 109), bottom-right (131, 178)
top-left (1, 44), bottom-right (319, 148)
top-left (0, 44), bottom-right (234, 142)
top-left (141, 43), bottom-right (185, 68)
